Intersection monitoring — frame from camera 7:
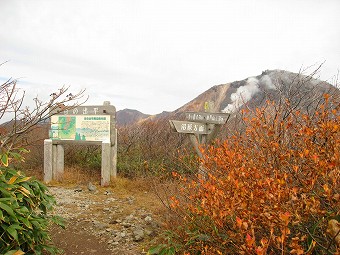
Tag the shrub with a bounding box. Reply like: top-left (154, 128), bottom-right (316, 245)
top-left (117, 119), bottom-right (194, 178)
top-left (0, 166), bottom-right (65, 254)
top-left (152, 97), bottom-right (340, 254)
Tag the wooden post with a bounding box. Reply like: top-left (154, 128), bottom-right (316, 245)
top-left (189, 134), bottom-right (203, 159)
top-left (101, 140), bottom-right (111, 186)
top-left (55, 145), bottom-right (64, 181)
top-left (52, 145), bottom-right (57, 179)
top-left (104, 101), bottom-right (117, 179)
top-left (43, 139), bottom-right (53, 183)
top-left (111, 128), bottom-right (118, 178)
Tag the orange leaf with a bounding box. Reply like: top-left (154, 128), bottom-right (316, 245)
top-left (260, 238), bottom-right (268, 247)
top-left (246, 233), bottom-right (255, 247)
top-left (236, 217), bottom-right (242, 229)
top-left (293, 165), bottom-right (299, 173)
top-left (256, 247), bottom-right (265, 255)
top-left (280, 212), bottom-right (291, 225)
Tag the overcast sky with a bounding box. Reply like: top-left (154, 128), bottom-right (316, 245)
top-left (1, 0), bottom-right (339, 115)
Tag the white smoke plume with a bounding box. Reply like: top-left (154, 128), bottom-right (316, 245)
top-left (260, 74), bottom-right (275, 89)
top-left (222, 77), bottom-right (260, 113)
top-left (222, 75), bottom-right (276, 113)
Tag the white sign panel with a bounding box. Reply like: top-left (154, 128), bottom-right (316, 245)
top-left (50, 115), bottom-right (110, 141)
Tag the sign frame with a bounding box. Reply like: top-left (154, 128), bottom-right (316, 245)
top-left (50, 104), bottom-right (116, 144)
top-left (44, 102), bottom-right (117, 186)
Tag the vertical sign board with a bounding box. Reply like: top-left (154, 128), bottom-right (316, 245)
top-left (44, 104), bottom-right (117, 186)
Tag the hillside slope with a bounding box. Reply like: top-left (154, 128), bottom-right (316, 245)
top-left (174, 69), bottom-right (338, 114)
top-left (116, 109), bottom-right (151, 126)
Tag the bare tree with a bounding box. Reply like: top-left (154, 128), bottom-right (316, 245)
top-left (0, 76), bottom-right (87, 161)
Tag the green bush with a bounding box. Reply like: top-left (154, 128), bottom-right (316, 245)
top-left (0, 167), bottom-right (64, 255)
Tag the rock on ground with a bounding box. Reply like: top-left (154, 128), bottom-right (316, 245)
top-left (48, 185), bottom-right (162, 255)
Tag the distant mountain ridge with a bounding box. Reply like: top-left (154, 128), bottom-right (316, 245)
top-left (116, 69), bottom-right (339, 126)
top-left (116, 109), bottom-right (151, 126)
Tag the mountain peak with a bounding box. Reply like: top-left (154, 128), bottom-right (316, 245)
top-left (116, 69), bottom-right (338, 126)
top-left (116, 109), bottom-right (150, 126)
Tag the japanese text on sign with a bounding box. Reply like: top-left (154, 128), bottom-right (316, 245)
top-left (62, 107), bottom-right (100, 115)
top-left (180, 123), bottom-right (205, 132)
top-left (185, 112), bottom-right (229, 124)
top-left (51, 105), bottom-right (116, 116)
top-left (169, 120), bottom-right (210, 134)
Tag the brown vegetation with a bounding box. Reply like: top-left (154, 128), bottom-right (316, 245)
top-left (163, 95), bottom-right (340, 254)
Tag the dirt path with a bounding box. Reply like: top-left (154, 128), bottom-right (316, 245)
top-left (48, 181), bottom-right (165, 254)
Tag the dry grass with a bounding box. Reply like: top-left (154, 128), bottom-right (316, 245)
top-left (60, 166), bottom-right (101, 185)
top-left (37, 166), bottom-right (170, 217)
top-left (110, 177), bottom-right (171, 219)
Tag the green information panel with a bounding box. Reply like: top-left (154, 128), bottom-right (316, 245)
top-left (50, 115), bottom-right (110, 141)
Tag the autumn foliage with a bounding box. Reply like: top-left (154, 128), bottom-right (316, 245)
top-left (164, 96), bottom-right (340, 254)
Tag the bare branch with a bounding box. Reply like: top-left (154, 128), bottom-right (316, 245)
top-left (0, 78), bottom-right (87, 152)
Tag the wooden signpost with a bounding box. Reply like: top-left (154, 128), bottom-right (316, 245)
top-left (169, 104), bottom-right (230, 178)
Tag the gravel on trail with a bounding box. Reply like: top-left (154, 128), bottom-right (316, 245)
top-left (48, 184), bottom-right (163, 255)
